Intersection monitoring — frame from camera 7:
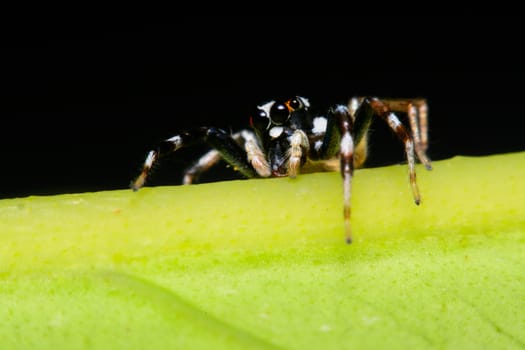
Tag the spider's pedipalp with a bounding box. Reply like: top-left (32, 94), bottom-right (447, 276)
top-left (288, 130), bottom-right (310, 178)
top-left (241, 129), bottom-right (271, 177)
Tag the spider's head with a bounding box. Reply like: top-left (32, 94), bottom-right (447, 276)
top-left (249, 96), bottom-right (310, 133)
top-left (249, 96), bottom-right (311, 176)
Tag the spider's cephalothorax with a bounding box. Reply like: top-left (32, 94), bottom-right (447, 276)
top-left (131, 96), bottom-right (432, 243)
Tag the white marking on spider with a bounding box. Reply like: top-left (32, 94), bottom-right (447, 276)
top-left (257, 101), bottom-right (275, 130)
top-left (166, 135), bottom-right (183, 149)
top-left (297, 96), bottom-right (310, 108)
top-left (312, 116), bottom-right (327, 134)
top-left (386, 113), bottom-right (402, 129)
top-left (340, 132), bottom-right (354, 155)
top-left (349, 97), bottom-right (360, 117)
top-left (314, 140), bottom-right (323, 152)
top-left (144, 151), bottom-right (156, 167)
top-left (269, 126), bottom-right (284, 139)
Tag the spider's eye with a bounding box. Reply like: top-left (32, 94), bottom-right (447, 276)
top-left (287, 97), bottom-right (302, 111)
top-left (269, 102), bottom-right (289, 125)
top-left (249, 109), bottom-right (269, 131)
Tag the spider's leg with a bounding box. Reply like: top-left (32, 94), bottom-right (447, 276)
top-left (182, 129), bottom-right (271, 184)
top-left (408, 100), bottom-right (429, 154)
top-left (131, 127), bottom-right (257, 190)
top-left (315, 105), bottom-right (355, 243)
top-left (307, 98), bottom-right (368, 168)
top-left (182, 149), bottom-right (222, 185)
top-left (378, 98), bottom-right (432, 169)
top-left (335, 106), bottom-right (355, 244)
top-left (359, 97), bottom-right (424, 205)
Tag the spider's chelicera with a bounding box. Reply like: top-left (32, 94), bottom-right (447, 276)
top-left (131, 96), bottom-right (432, 243)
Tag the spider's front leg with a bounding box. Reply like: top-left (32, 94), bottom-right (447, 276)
top-left (131, 127), bottom-right (258, 191)
top-left (314, 105), bottom-right (356, 243)
top-left (182, 130), bottom-right (271, 184)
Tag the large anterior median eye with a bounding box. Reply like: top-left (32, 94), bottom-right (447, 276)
top-left (269, 102), bottom-right (289, 125)
top-left (249, 108), bottom-right (270, 131)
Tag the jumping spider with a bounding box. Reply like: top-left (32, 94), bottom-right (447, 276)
top-left (131, 96), bottom-right (432, 243)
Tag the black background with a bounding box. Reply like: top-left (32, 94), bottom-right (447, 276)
top-left (3, 16), bottom-right (525, 199)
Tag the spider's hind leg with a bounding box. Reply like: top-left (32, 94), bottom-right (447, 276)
top-left (356, 97), bottom-right (432, 205)
top-left (379, 98), bottom-right (432, 169)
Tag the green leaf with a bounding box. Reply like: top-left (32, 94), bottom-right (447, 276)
top-left (1, 152), bottom-right (524, 349)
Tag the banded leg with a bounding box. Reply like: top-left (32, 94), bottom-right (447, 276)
top-left (183, 129), bottom-right (271, 184)
top-left (182, 149), bottom-right (222, 185)
top-left (359, 97), bottom-right (426, 205)
top-left (315, 105), bottom-right (355, 243)
top-left (131, 127), bottom-right (257, 191)
top-left (333, 105), bottom-right (355, 244)
top-left (378, 98), bottom-right (431, 169)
